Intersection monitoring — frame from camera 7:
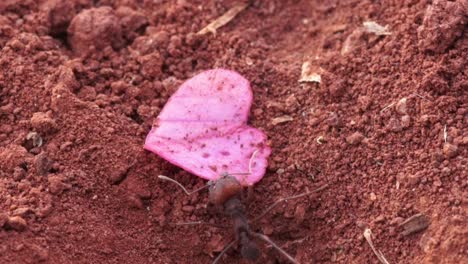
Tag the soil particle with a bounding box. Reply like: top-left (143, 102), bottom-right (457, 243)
top-left (47, 174), bottom-right (71, 195)
top-left (395, 97), bottom-right (407, 115)
top-left (400, 115), bottom-right (411, 128)
top-left (137, 51), bottom-right (163, 79)
top-left (0, 144), bottom-right (31, 173)
top-left (443, 143), bottom-right (459, 158)
top-left (40, 0), bottom-right (86, 36)
top-left (33, 152), bottom-right (53, 176)
top-left (346, 132), bottom-right (365, 145)
top-left (6, 216), bottom-right (27, 231)
top-left (417, 0), bottom-right (467, 53)
top-left (12, 167), bottom-right (27, 181)
top-left (115, 6), bottom-right (148, 41)
top-left (67, 6), bottom-right (124, 55)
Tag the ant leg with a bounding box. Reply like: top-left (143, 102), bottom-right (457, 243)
top-left (252, 184), bottom-right (329, 223)
top-left (212, 239), bottom-right (236, 264)
top-left (252, 232), bottom-right (299, 264)
top-left (158, 175), bottom-right (210, 195)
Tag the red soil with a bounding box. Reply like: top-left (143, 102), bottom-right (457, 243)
top-left (0, 0), bottom-right (466, 263)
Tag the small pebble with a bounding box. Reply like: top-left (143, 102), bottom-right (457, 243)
top-left (443, 143), bottom-right (458, 158)
top-left (401, 115), bottom-right (411, 128)
top-left (346, 132), bottom-right (364, 145)
top-left (30, 112), bottom-right (57, 134)
top-left (34, 152), bottom-right (53, 176)
top-left (48, 175), bottom-right (71, 195)
top-left (7, 216), bottom-right (27, 231)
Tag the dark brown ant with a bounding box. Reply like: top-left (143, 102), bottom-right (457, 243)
top-left (209, 174), bottom-right (261, 261)
top-left (158, 156), bottom-right (328, 263)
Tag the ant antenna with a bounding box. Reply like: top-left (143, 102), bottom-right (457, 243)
top-left (227, 149), bottom-right (259, 176)
top-left (212, 239), bottom-right (236, 264)
top-left (158, 175), bottom-right (210, 195)
top-left (253, 232), bottom-right (299, 264)
top-left (252, 184), bottom-right (329, 223)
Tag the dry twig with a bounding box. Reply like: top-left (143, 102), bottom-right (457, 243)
top-left (363, 228), bottom-right (390, 264)
top-left (198, 3), bottom-right (249, 35)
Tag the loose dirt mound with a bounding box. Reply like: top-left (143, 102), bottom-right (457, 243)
top-left (0, 1), bottom-right (466, 263)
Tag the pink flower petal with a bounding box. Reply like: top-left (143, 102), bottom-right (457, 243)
top-left (144, 69), bottom-right (271, 186)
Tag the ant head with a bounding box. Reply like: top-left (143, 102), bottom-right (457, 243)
top-left (208, 174), bottom-right (242, 206)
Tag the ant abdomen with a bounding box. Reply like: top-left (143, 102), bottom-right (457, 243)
top-left (240, 234), bottom-right (260, 260)
top-left (209, 174), bottom-right (242, 206)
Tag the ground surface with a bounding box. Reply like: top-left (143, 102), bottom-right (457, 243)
top-left (0, 0), bottom-right (467, 263)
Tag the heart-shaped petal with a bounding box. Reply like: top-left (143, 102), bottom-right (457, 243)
top-left (144, 69), bottom-right (271, 186)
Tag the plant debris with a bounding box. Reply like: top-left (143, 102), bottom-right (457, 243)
top-left (399, 213), bottom-right (431, 236)
top-left (197, 3), bottom-right (249, 35)
top-left (363, 228), bottom-right (390, 264)
top-left (271, 115), bottom-right (294, 125)
top-left (363, 21), bottom-right (392, 36)
top-left (299, 61), bottom-right (323, 83)
top-left (26, 132), bottom-right (43, 148)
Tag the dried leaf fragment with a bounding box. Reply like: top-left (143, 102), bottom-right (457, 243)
top-left (341, 28), bottom-right (364, 55)
top-left (399, 213), bottom-right (430, 236)
top-left (363, 21), bottom-right (392, 36)
top-left (299, 61), bottom-right (323, 83)
top-left (271, 115), bottom-right (294, 125)
top-left (197, 3), bottom-right (248, 35)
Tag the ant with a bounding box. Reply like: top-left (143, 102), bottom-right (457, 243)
top-left (158, 154), bottom-right (328, 263)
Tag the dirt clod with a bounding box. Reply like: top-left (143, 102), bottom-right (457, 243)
top-left (346, 132), bottom-right (365, 145)
top-left (30, 112), bottom-right (57, 134)
top-left (443, 143), bottom-right (459, 158)
top-left (47, 174), bottom-right (71, 195)
top-left (6, 216), bottom-right (27, 231)
top-left (67, 7), bottom-right (124, 55)
top-left (417, 0), bottom-right (467, 53)
top-left (0, 145), bottom-right (31, 173)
